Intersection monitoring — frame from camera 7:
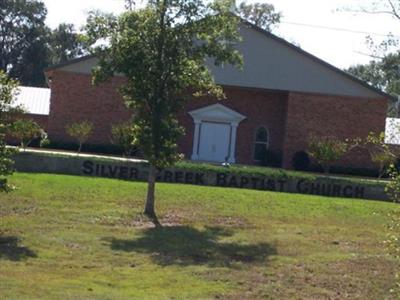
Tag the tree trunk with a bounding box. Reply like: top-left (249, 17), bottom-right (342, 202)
top-left (378, 165), bottom-right (384, 179)
top-left (144, 164), bottom-right (161, 227)
top-left (78, 142), bottom-right (82, 154)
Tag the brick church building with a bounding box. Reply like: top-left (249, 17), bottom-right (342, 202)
top-left (44, 21), bottom-right (391, 170)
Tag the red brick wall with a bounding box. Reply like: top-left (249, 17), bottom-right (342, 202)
top-left (282, 92), bottom-right (388, 169)
top-left (46, 70), bottom-right (131, 145)
top-left (46, 70), bottom-right (389, 170)
top-left (22, 114), bottom-right (48, 131)
top-left (178, 86), bottom-right (288, 164)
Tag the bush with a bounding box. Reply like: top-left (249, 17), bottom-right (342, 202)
top-left (292, 151), bottom-right (310, 171)
top-left (10, 119), bottom-right (45, 150)
top-left (43, 141), bottom-right (140, 157)
top-left (256, 147), bottom-right (282, 168)
top-left (111, 122), bottom-right (136, 157)
top-left (262, 150), bottom-right (282, 168)
top-left (66, 121), bottom-right (94, 153)
top-left (361, 132), bottom-right (398, 178)
top-left (307, 135), bottom-right (348, 174)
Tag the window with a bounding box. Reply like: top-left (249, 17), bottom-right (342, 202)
top-left (254, 127), bottom-right (269, 161)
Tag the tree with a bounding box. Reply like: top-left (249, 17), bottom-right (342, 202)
top-left (86, 0), bottom-right (242, 225)
top-left (111, 122), bottom-right (137, 157)
top-left (344, 1), bottom-right (400, 116)
top-left (10, 119), bottom-right (44, 150)
top-left (236, 1), bottom-right (281, 31)
top-left (48, 23), bottom-right (87, 65)
top-left (354, 131), bottom-right (399, 178)
top-left (0, 71), bottom-right (20, 190)
top-left (307, 135), bottom-right (349, 174)
top-left (0, 1), bottom-right (87, 87)
top-left (347, 53), bottom-right (400, 116)
top-left (66, 121), bottom-right (94, 153)
top-left (0, 0), bottom-right (49, 86)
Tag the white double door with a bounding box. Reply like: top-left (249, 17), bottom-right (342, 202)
top-left (198, 121), bottom-right (231, 162)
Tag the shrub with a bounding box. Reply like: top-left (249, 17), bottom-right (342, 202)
top-left (292, 151), bottom-right (310, 171)
top-left (66, 121), bottom-right (93, 153)
top-left (0, 70), bottom-right (19, 190)
top-left (111, 122), bottom-right (136, 157)
top-left (263, 150), bottom-right (282, 168)
top-left (10, 119), bottom-right (44, 150)
top-left (256, 147), bottom-right (282, 168)
top-left (307, 135), bottom-right (348, 174)
top-left (360, 132), bottom-right (398, 178)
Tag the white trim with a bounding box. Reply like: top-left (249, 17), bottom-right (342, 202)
top-left (189, 103), bottom-right (246, 163)
top-left (189, 103), bottom-right (246, 125)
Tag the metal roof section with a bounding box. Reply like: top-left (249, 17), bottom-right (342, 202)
top-left (13, 86), bottom-right (51, 115)
top-left (45, 21), bottom-right (392, 100)
top-left (385, 118), bottom-right (400, 145)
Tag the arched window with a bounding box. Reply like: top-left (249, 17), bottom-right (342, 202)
top-left (254, 127), bottom-right (269, 161)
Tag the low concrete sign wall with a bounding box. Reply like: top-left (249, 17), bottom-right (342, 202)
top-left (14, 152), bottom-right (390, 202)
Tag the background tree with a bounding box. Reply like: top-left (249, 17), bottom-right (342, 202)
top-left (307, 135), bottom-right (349, 174)
top-left (236, 1), bottom-right (281, 32)
top-left (0, 1), bottom-right (87, 87)
top-left (0, 71), bottom-right (20, 190)
top-left (66, 121), bottom-right (93, 153)
top-left (344, 0), bottom-right (400, 116)
top-left (87, 0), bottom-right (242, 225)
top-left (48, 23), bottom-right (87, 65)
top-left (347, 53), bottom-right (400, 116)
top-left (0, 0), bottom-right (49, 86)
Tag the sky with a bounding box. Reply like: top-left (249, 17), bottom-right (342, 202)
top-left (43, 0), bottom-right (400, 69)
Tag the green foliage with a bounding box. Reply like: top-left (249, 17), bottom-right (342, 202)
top-left (307, 135), bottom-right (349, 173)
top-left (0, 70), bottom-right (19, 190)
top-left (86, 0), bottom-right (242, 169)
top-left (0, 0), bottom-right (49, 86)
top-left (359, 132), bottom-right (398, 178)
top-left (175, 160), bottom-right (316, 181)
top-left (66, 121), bottom-right (94, 153)
top-left (237, 1), bottom-right (281, 31)
top-left (111, 121), bottom-right (136, 157)
top-left (347, 52), bottom-right (400, 117)
top-left (386, 167), bottom-right (400, 203)
top-left (0, 1), bottom-right (87, 86)
top-left (10, 119), bottom-right (44, 150)
top-left (48, 23), bottom-right (87, 66)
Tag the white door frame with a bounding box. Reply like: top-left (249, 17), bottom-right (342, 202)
top-left (189, 103), bottom-right (246, 163)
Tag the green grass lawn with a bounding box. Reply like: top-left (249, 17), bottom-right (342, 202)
top-left (0, 173), bottom-right (399, 299)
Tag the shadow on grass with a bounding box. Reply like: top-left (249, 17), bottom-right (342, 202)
top-left (102, 226), bottom-right (276, 267)
top-left (0, 236), bottom-right (37, 261)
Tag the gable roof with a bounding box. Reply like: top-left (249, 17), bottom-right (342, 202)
top-left (239, 19), bottom-right (392, 100)
top-left (46, 21), bottom-right (392, 100)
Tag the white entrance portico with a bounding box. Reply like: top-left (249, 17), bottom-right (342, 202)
top-left (189, 104), bottom-right (246, 163)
